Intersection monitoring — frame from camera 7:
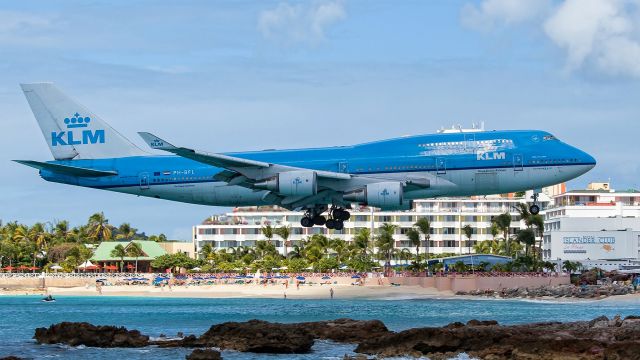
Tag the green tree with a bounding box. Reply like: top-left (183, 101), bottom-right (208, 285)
top-left (493, 213), bottom-right (512, 256)
top-left (110, 244), bottom-right (127, 272)
top-left (462, 224), bottom-right (473, 254)
top-left (126, 242), bottom-right (144, 272)
top-left (376, 223), bottom-right (397, 267)
top-left (405, 228), bottom-right (421, 264)
top-left (530, 214), bottom-right (545, 261)
top-left (414, 217), bottom-right (432, 262)
top-left (274, 225), bottom-right (291, 258)
top-left (261, 224), bottom-right (274, 245)
top-left (353, 228), bottom-right (371, 255)
top-left (516, 228), bottom-right (536, 257)
top-left (116, 223), bottom-right (137, 241)
top-left (88, 212), bottom-right (112, 242)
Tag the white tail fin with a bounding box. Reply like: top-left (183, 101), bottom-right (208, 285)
top-left (20, 83), bottom-right (146, 160)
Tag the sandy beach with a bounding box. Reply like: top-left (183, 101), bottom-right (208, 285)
top-left (0, 283), bottom-right (451, 300)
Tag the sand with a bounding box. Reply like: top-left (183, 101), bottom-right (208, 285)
top-left (0, 283), bottom-right (451, 300)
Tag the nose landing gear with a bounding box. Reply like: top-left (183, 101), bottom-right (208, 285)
top-left (529, 192), bottom-right (541, 215)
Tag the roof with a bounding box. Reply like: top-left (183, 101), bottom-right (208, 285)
top-left (428, 254), bottom-right (512, 266)
top-left (91, 240), bottom-right (167, 261)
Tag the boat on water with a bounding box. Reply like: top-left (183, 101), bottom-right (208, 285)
top-left (41, 295), bottom-right (55, 303)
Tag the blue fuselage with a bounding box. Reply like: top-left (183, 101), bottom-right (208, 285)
top-left (39, 130), bottom-right (596, 207)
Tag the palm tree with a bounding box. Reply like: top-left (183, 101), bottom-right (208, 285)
top-left (261, 224), bottom-right (274, 245)
top-left (493, 212), bottom-right (512, 256)
top-left (116, 223), bottom-right (137, 240)
top-left (200, 243), bottom-right (213, 262)
top-left (530, 214), bottom-right (545, 261)
top-left (274, 224), bottom-right (291, 258)
top-left (516, 228), bottom-right (536, 257)
top-left (405, 228), bottom-right (421, 264)
top-left (376, 223), bottom-right (397, 268)
top-left (126, 242), bottom-right (144, 272)
top-left (53, 220), bottom-right (70, 242)
top-left (462, 224), bottom-right (473, 254)
top-left (353, 228), bottom-right (371, 255)
top-left (110, 244), bottom-right (127, 272)
top-left (415, 217), bottom-right (431, 263)
top-left (88, 212), bottom-right (112, 242)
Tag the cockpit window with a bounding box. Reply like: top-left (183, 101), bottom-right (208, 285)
top-left (543, 135), bottom-right (558, 141)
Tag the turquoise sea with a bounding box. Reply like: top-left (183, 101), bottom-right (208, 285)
top-left (1, 295), bottom-right (639, 359)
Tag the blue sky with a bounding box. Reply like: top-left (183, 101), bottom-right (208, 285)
top-left (1, 0), bottom-right (639, 239)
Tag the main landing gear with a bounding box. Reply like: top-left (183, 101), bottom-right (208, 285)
top-left (529, 192), bottom-right (540, 215)
top-left (300, 207), bottom-right (350, 230)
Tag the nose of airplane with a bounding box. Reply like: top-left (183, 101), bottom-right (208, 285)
top-left (571, 145), bottom-right (596, 176)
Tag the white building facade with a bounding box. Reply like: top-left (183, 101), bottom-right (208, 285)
top-left (543, 188), bottom-right (640, 270)
top-left (193, 195), bottom-right (541, 256)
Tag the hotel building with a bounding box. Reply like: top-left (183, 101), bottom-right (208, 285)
top-left (193, 194), bottom-right (546, 256)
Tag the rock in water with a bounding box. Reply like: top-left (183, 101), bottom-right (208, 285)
top-left (33, 322), bottom-right (149, 347)
top-left (355, 316), bottom-right (640, 359)
top-left (198, 320), bottom-right (314, 353)
top-left (185, 349), bottom-right (222, 360)
top-left (294, 318), bottom-right (389, 343)
top-left (195, 318), bottom-right (388, 353)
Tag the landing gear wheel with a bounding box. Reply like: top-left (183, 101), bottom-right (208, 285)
top-left (326, 219), bottom-right (337, 229)
top-left (334, 220), bottom-right (344, 231)
top-left (529, 204), bottom-right (540, 215)
top-left (336, 210), bottom-right (350, 221)
top-left (300, 217), bottom-right (314, 228)
top-left (313, 215), bottom-right (326, 226)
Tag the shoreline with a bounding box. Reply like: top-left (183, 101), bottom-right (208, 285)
top-left (1, 284), bottom-right (638, 302)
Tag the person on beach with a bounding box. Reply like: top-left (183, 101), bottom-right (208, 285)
top-left (330, 287), bottom-right (334, 299)
top-left (95, 281), bottom-right (102, 295)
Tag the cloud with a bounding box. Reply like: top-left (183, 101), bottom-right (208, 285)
top-left (462, 0), bottom-right (640, 78)
top-left (544, 0), bottom-right (640, 77)
top-left (258, 0), bottom-right (346, 45)
top-left (0, 10), bottom-right (55, 46)
top-left (461, 0), bottom-right (551, 30)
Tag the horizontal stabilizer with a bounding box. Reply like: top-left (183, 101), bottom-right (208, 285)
top-left (13, 160), bottom-right (118, 177)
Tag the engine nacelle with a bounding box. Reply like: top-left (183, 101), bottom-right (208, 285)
top-left (254, 170), bottom-right (317, 197)
top-left (343, 181), bottom-right (405, 210)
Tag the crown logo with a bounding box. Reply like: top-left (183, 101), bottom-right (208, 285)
top-left (64, 113), bottom-right (91, 129)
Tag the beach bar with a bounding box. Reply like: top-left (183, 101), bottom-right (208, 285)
top-left (91, 240), bottom-right (167, 273)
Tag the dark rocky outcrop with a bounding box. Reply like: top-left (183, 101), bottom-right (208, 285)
top-left (457, 283), bottom-right (634, 299)
top-left (185, 348), bottom-right (222, 360)
top-left (0, 357), bottom-right (26, 360)
top-left (355, 316), bottom-right (640, 360)
top-left (197, 319), bottom-right (314, 353)
top-left (33, 322), bottom-right (149, 347)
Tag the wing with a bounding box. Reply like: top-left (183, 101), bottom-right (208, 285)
top-left (138, 132), bottom-right (351, 181)
top-left (138, 132), bottom-right (440, 210)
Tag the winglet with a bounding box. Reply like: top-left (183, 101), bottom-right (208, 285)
top-left (138, 132), bottom-right (177, 150)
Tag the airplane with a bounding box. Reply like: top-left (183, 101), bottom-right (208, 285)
top-left (15, 83), bottom-right (596, 230)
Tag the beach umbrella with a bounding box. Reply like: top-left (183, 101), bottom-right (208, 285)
top-left (339, 265), bottom-right (349, 270)
top-left (322, 275), bottom-right (331, 280)
top-left (305, 266), bottom-right (313, 270)
top-left (50, 265), bottom-right (62, 273)
top-left (351, 274), bottom-right (361, 279)
top-left (28, 266), bottom-right (40, 271)
top-left (296, 276), bottom-right (305, 281)
top-left (191, 267), bottom-right (202, 271)
top-left (18, 265), bottom-right (29, 271)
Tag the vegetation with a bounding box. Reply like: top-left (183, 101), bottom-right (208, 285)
top-left (0, 214), bottom-right (168, 270)
top-left (1, 207), bottom-right (567, 275)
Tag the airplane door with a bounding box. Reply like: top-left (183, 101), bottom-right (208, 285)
top-left (464, 134), bottom-right (476, 150)
top-left (513, 154), bottom-right (524, 172)
top-left (337, 161), bottom-right (349, 173)
top-left (436, 158), bottom-right (446, 175)
top-left (139, 172), bottom-right (150, 190)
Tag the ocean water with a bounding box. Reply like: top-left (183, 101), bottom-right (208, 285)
top-left (1, 295), bottom-right (639, 359)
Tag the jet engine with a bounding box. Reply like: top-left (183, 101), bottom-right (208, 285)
top-left (343, 181), bottom-right (409, 210)
top-left (254, 170), bottom-right (317, 197)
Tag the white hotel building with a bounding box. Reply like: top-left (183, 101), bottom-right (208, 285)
top-left (542, 185), bottom-right (640, 270)
top-left (193, 194), bottom-right (545, 256)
